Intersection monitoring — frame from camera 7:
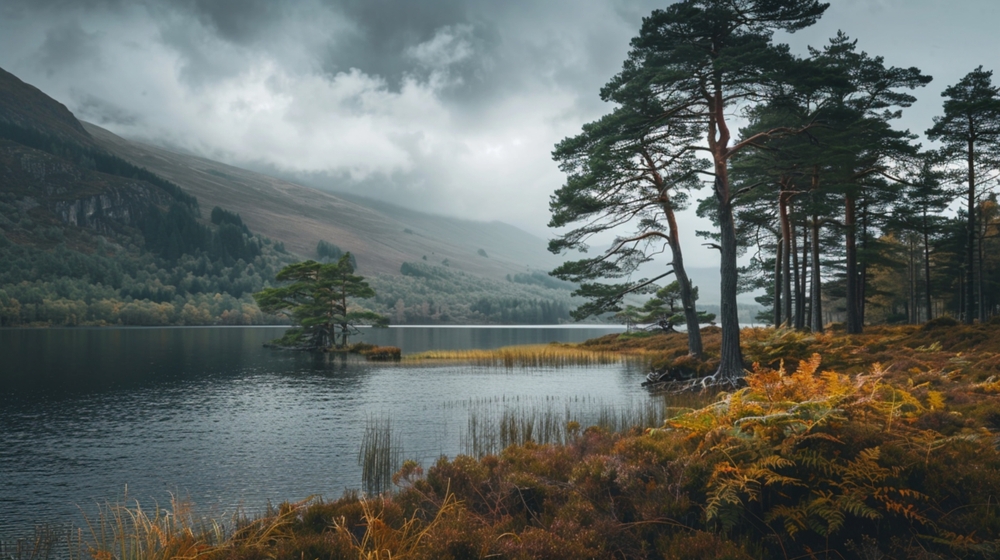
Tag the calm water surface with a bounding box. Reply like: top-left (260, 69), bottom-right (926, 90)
top-left (0, 325), bottom-right (657, 539)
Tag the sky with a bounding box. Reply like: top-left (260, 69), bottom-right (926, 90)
top-left (1, 0), bottom-right (998, 261)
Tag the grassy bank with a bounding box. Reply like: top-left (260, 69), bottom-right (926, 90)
top-left (14, 322), bottom-right (1000, 559)
top-left (405, 344), bottom-right (628, 367)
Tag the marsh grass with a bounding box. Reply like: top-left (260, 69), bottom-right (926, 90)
top-left (404, 344), bottom-right (632, 367)
top-left (358, 414), bottom-right (403, 495)
top-left (0, 525), bottom-right (80, 560)
top-left (79, 493), bottom-right (309, 560)
top-left (454, 393), bottom-right (704, 457)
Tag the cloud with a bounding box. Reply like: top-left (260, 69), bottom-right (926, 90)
top-left (0, 0), bottom-right (666, 236)
top-left (34, 22), bottom-right (102, 76)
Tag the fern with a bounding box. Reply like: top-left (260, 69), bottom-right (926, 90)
top-left (669, 354), bottom-right (972, 547)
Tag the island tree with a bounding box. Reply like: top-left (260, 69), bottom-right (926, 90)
top-left (254, 253), bottom-right (387, 350)
top-left (638, 281), bottom-right (716, 333)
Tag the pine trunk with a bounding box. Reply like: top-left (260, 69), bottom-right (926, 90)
top-left (662, 201), bottom-right (704, 359)
top-left (811, 215), bottom-right (823, 332)
top-left (710, 86), bottom-right (743, 383)
top-left (977, 208), bottom-right (984, 321)
top-left (909, 239), bottom-right (917, 323)
top-left (796, 223), bottom-right (808, 329)
top-left (923, 218), bottom-right (933, 321)
top-left (845, 193), bottom-right (862, 333)
top-left (715, 173), bottom-right (745, 381)
top-left (774, 235), bottom-right (783, 327)
top-left (859, 203), bottom-right (870, 327)
top-left (779, 186), bottom-right (793, 327)
top-left (966, 134), bottom-right (976, 324)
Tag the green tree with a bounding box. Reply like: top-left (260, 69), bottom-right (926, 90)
top-left (613, 305), bottom-right (643, 333)
top-left (729, 32), bottom-right (929, 334)
top-left (254, 253), bottom-right (387, 350)
top-left (926, 66), bottom-right (1000, 324)
top-left (885, 158), bottom-right (952, 322)
top-left (600, 0), bottom-right (829, 382)
top-left (638, 281), bottom-right (715, 332)
top-left (549, 101), bottom-right (708, 358)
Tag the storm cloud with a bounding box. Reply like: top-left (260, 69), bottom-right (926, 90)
top-left (1, 0), bottom-right (998, 245)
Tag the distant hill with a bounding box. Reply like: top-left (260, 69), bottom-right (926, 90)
top-left (0, 66), bottom-right (577, 326)
top-left (82, 122), bottom-right (561, 279)
top-left (0, 67), bottom-right (98, 149)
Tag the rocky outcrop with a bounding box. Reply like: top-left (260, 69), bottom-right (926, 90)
top-left (52, 182), bottom-right (167, 233)
top-left (1, 141), bottom-right (171, 235)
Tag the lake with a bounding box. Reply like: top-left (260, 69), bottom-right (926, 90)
top-left (0, 325), bottom-right (677, 542)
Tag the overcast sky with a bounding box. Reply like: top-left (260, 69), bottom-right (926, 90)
top-left (1, 0), bottom-right (998, 260)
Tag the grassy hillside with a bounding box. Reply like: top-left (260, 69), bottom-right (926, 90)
top-left (82, 123), bottom-right (562, 280)
top-left (0, 66), bottom-right (580, 326)
top-left (0, 67), bottom-right (97, 149)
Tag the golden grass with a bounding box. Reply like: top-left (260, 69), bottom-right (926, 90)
top-left (81, 493), bottom-right (306, 560)
top-left (76, 490), bottom-right (463, 560)
top-left (331, 490), bottom-right (462, 560)
top-left (404, 343), bottom-right (633, 367)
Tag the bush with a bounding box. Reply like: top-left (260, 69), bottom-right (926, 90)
top-left (359, 345), bottom-right (402, 361)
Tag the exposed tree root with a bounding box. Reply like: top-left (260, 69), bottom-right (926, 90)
top-left (642, 367), bottom-right (746, 394)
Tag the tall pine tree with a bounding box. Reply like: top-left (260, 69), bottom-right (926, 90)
top-left (926, 66), bottom-right (1000, 324)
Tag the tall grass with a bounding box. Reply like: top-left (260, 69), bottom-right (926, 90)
top-left (454, 394), bottom-right (704, 457)
top-left (405, 344), bottom-right (630, 367)
top-left (79, 494), bottom-right (308, 560)
top-left (0, 525), bottom-right (80, 560)
top-left (357, 414), bottom-right (403, 495)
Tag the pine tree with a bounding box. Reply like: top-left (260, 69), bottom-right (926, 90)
top-left (253, 253), bottom-right (387, 350)
top-left (638, 281), bottom-right (715, 332)
top-left (549, 102), bottom-right (708, 358)
top-left (926, 66), bottom-right (1000, 324)
top-left (597, 0), bottom-right (829, 382)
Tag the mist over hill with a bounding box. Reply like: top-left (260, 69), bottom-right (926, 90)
top-left (82, 122), bottom-right (563, 279)
top-left (0, 66), bottom-right (579, 326)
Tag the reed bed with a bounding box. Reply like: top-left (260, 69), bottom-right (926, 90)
top-left (457, 394), bottom-right (700, 457)
top-left (0, 525), bottom-right (80, 560)
top-left (404, 344), bottom-right (631, 368)
top-left (357, 414), bottom-right (403, 495)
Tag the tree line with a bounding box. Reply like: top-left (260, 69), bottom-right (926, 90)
top-left (549, 0), bottom-right (1000, 382)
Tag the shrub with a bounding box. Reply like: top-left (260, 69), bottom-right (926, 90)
top-left (359, 345), bottom-right (402, 361)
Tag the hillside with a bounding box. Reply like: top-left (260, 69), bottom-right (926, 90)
top-left (0, 66), bottom-right (579, 326)
top-left (81, 123), bottom-right (560, 279)
top-left (0, 67), bottom-right (97, 149)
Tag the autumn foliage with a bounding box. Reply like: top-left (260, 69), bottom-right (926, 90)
top-left (80, 325), bottom-right (1000, 559)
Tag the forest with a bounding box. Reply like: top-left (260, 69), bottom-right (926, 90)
top-left (547, 0), bottom-right (1000, 384)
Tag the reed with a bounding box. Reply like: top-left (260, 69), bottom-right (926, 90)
top-left (357, 414), bottom-right (403, 495)
top-left (0, 525), bottom-right (81, 560)
top-left (457, 394), bottom-right (702, 457)
top-left (404, 344), bottom-right (631, 367)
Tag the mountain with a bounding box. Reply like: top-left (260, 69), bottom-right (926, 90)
top-left (0, 66), bottom-right (576, 327)
top-left (0, 67), bottom-right (97, 149)
top-left (81, 122), bottom-right (560, 279)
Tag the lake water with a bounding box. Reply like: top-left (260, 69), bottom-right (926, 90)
top-left (0, 325), bottom-right (684, 541)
